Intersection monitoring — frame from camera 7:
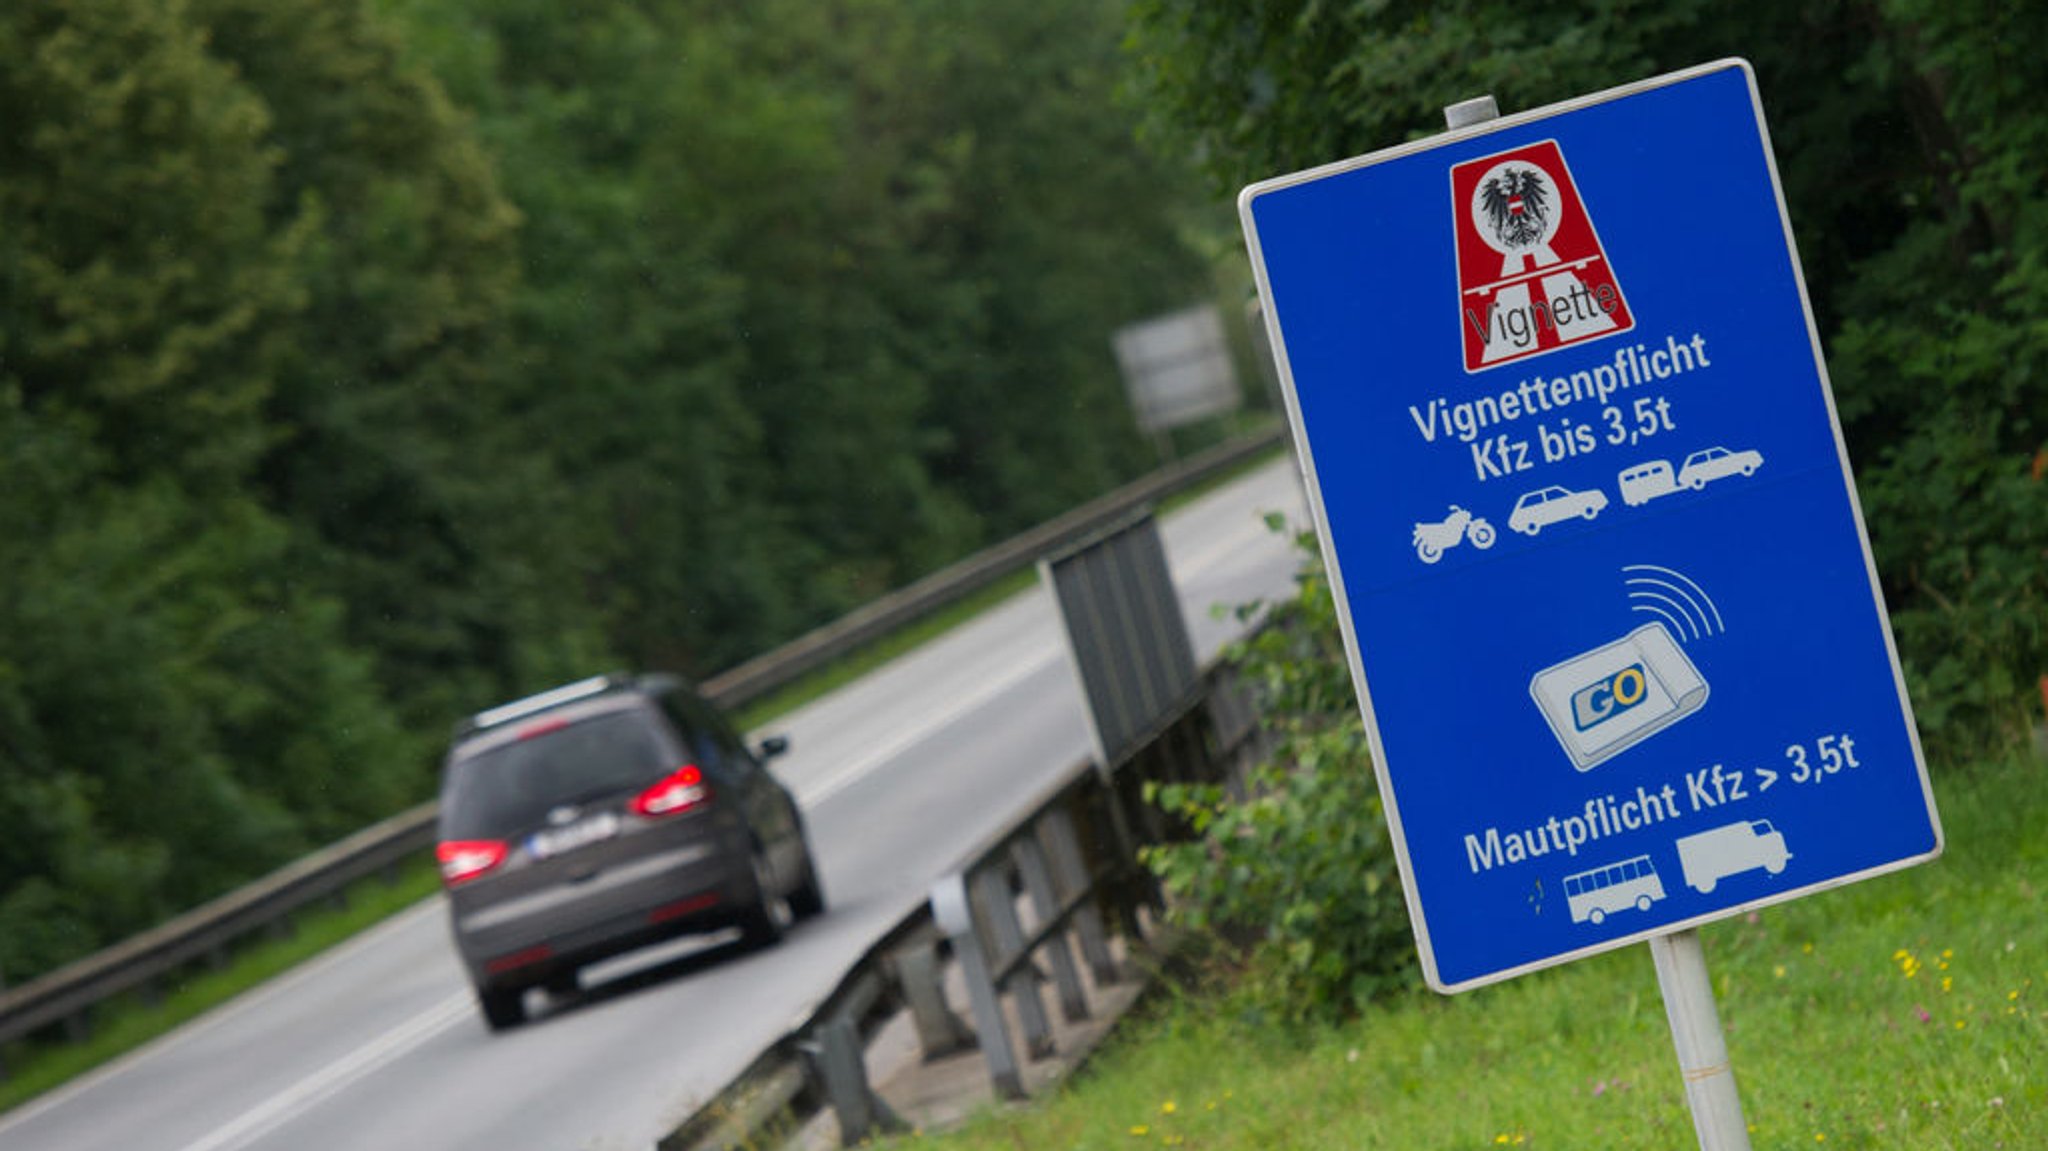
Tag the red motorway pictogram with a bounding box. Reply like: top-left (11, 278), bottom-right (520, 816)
top-left (1451, 139), bottom-right (1634, 373)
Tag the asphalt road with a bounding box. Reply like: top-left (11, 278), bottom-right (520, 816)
top-left (0, 456), bottom-right (1309, 1151)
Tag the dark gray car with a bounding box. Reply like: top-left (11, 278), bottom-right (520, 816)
top-left (435, 673), bottom-right (823, 1030)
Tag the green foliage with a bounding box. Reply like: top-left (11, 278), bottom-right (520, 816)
top-left (0, 0), bottom-right (1222, 984)
top-left (0, 0), bottom-right (424, 982)
top-left (1144, 526), bottom-right (1414, 1022)
top-left (0, 0), bottom-right (302, 488)
top-left (0, 392), bottom-right (421, 980)
top-left (1124, 0), bottom-right (2048, 762)
top-left (1826, 0), bottom-right (2048, 755)
top-left (190, 0), bottom-right (563, 731)
top-left (377, 0), bottom-right (1221, 674)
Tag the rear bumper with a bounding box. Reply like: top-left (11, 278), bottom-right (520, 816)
top-left (448, 841), bottom-right (754, 987)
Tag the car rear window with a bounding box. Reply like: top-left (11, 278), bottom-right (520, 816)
top-left (440, 709), bottom-right (674, 838)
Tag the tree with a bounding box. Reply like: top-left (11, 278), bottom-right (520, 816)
top-left (191, 0), bottom-right (594, 726)
top-left (385, 0), bottom-right (1221, 671)
top-left (0, 0), bottom-right (300, 490)
top-left (0, 0), bottom-right (431, 981)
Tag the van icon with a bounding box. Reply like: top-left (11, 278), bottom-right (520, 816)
top-left (1674, 820), bottom-right (1792, 894)
top-left (1617, 459), bottom-right (1679, 506)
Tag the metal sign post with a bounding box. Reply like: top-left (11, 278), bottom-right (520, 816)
top-left (1650, 929), bottom-right (1751, 1150)
top-left (1238, 59), bottom-right (1943, 1149)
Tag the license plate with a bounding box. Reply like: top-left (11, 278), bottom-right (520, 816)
top-left (528, 812), bottom-right (620, 860)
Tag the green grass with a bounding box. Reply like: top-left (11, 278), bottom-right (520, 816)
top-left (888, 744), bottom-right (2048, 1150)
top-left (0, 862), bottom-right (442, 1115)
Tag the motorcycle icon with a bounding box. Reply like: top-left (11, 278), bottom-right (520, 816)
top-left (1412, 505), bottom-right (1497, 563)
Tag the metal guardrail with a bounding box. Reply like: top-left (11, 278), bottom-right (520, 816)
top-left (927, 764), bottom-right (1136, 1103)
top-left (0, 801), bottom-right (437, 1064)
top-left (699, 427), bottom-right (1285, 706)
top-left (0, 427), bottom-right (1286, 1069)
top-left (661, 662), bottom-right (1272, 1149)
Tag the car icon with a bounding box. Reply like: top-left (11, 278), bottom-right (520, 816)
top-left (1508, 485), bottom-right (1609, 535)
top-left (1675, 446), bottom-right (1763, 490)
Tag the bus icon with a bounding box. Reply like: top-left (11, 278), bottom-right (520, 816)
top-left (1563, 854), bottom-right (1667, 925)
top-left (1675, 820), bottom-right (1792, 893)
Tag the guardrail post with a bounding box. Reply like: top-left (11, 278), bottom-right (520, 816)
top-left (799, 1017), bottom-right (907, 1147)
top-left (1041, 808), bottom-right (1120, 986)
top-left (1012, 834), bottom-right (1089, 1024)
top-left (972, 866), bottom-right (1055, 1060)
top-left (890, 940), bottom-right (975, 1060)
top-left (932, 873), bottom-right (1025, 1100)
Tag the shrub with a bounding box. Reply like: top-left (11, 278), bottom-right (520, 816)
top-left (1144, 522), bottom-right (1415, 1022)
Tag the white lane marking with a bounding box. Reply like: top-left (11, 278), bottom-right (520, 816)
top-left (0, 898), bottom-right (449, 1141)
top-left (168, 991), bottom-right (472, 1151)
top-left (798, 649), bottom-right (1060, 807)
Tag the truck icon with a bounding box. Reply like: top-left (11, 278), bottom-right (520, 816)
top-left (1674, 819), bottom-right (1791, 893)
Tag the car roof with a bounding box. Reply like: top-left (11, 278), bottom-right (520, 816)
top-left (448, 690), bottom-right (654, 762)
top-left (447, 672), bottom-right (700, 758)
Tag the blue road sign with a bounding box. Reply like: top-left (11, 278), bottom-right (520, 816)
top-left (1240, 60), bottom-right (1942, 992)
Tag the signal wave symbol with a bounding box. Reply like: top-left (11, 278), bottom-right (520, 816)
top-left (1622, 564), bottom-right (1724, 642)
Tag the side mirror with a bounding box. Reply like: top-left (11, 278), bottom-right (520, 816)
top-left (756, 735), bottom-right (791, 760)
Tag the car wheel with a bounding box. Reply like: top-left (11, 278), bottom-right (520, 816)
top-left (788, 841), bottom-right (827, 920)
top-left (738, 847), bottom-right (792, 949)
top-left (1581, 504), bottom-right (1598, 519)
top-left (1688, 476), bottom-right (1706, 490)
top-left (478, 984), bottom-right (526, 1031)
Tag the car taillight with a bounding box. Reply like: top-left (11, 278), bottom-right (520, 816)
top-left (516, 717), bottom-right (568, 740)
top-left (437, 839), bottom-right (509, 885)
top-left (631, 765), bottom-right (710, 818)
